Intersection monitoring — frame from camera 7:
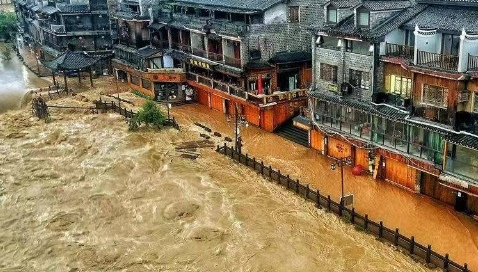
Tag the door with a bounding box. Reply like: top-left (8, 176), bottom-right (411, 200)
top-left (455, 191), bottom-right (468, 212)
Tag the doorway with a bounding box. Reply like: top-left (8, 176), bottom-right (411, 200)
top-left (454, 191), bottom-right (468, 212)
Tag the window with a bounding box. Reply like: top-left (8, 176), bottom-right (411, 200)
top-left (357, 7), bottom-right (369, 27)
top-left (327, 6), bottom-right (337, 23)
top-left (345, 40), bottom-right (371, 55)
top-left (349, 69), bottom-right (370, 90)
top-left (422, 84), bottom-right (448, 108)
top-left (389, 75), bottom-right (412, 98)
top-left (142, 78), bottom-right (152, 90)
top-left (320, 63), bottom-right (338, 83)
top-left (442, 34), bottom-right (460, 56)
top-left (289, 6), bottom-right (299, 23)
top-left (130, 75), bottom-right (139, 86)
top-left (320, 36), bottom-right (340, 50)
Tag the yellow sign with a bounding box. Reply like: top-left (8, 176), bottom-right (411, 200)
top-left (189, 59), bottom-right (210, 69)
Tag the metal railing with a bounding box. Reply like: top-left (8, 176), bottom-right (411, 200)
top-left (217, 144), bottom-right (474, 272)
top-left (385, 43), bottom-right (414, 60)
top-left (417, 50), bottom-right (459, 71)
top-left (468, 54), bottom-right (478, 71)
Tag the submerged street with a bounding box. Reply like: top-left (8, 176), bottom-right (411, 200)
top-left (0, 98), bottom-right (435, 271)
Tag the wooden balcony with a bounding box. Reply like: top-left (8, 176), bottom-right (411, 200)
top-left (247, 89), bottom-right (308, 105)
top-left (385, 43), bottom-right (414, 61)
top-left (171, 42), bottom-right (191, 53)
top-left (192, 47), bottom-right (207, 58)
top-left (417, 50), bottom-right (459, 71)
top-left (187, 72), bottom-right (247, 99)
top-left (468, 54), bottom-right (478, 71)
top-left (224, 55), bottom-right (242, 68)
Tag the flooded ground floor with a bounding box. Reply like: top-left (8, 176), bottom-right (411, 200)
top-left (171, 104), bottom-right (478, 271)
top-left (0, 93), bottom-right (435, 271)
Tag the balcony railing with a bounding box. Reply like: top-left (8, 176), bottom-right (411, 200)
top-left (248, 89), bottom-right (308, 105)
top-left (171, 42), bottom-right (191, 53)
top-left (417, 50), bottom-right (459, 71)
top-left (468, 54), bottom-right (478, 71)
top-left (208, 51), bottom-right (223, 62)
top-left (224, 55), bottom-right (242, 68)
top-left (188, 72), bottom-right (246, 99)
top-left (385, 43), bottom-right (414, 61)
top-left (192, 47), bottom-right (207, 58)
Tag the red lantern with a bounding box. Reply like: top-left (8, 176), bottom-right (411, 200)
top-left (352, 165), bottom-right (363, 176)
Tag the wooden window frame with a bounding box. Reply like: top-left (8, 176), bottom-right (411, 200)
top-left (320, 63), bottom-right (338, 83)
top-left (289, 6), bottom-right (300, 23)
top-left (421, 84), bottom-right (448, 109)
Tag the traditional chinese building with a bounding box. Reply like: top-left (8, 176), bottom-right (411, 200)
top-left (12, 0), bottom-right (114, 74)
top-left (306, 0), bottom-right (478, 215)
top-left (112, 0), bottom-right (323, 131)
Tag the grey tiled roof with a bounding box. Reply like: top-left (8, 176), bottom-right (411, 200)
top-left (404, 5), bottom-right (478, 32)
top-left (446, 133), bottom-right (478, 151)
top-left (173, 0), bottom-right (285, 12)
top-left (326, 0), bottom-right (362, 8)
top-left (359, 0), bottom-right (412, 11)
top-left (40, 5), bottom-right (58, 15)
top-left (319, 4), bottom-right (427, 41)
top-left (269, 51), bottom-right (312, 64)
top-left (57, 4), bottom-right (90, 13)
top-left (43, 51), bottom-right (99, 71)
top-left (417, 0), bottom-right (478, 6)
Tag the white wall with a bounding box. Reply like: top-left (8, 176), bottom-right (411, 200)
top-left (163, 55), bottom-right (174, 68)
top-left (264, 3), bottom-right (287, 24)
top-left (459, 34), bottom-right (478, 72)
top-left (190, 32), bottom-right (203, 49)
top-left (222, 39), bottom-right (235, 58)
top-left (380, 29), bottom-right (406, 55)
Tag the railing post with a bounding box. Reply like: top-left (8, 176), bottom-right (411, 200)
top-left (261, 161), bottom-right (264, 175)
top-left (223, 143), bottom-right (227, 155)
top-left (327, 195), bottom-right (331, 211)
top-left (245, 154), bottom-right (249, 166)
top-left (351, 208), bottom-right (355, 224)
top-left (316, 190), bottom-right (321, 208)
top-left (464, 263), bottom-right (468, 272)
top-left (339, 198), bottom-right (343, 216)
top-left (394, 228), bottom-right (399, 246)
top-left (426, 245), bottom-right (431, 264)
top-left (306, 184), bottom-right (310, 199)
top-left (410, 236), bottom-right (415, 254)
top-left (269, 165), bottom-right (272, 178)
top-left (253, 157), bottom-right (256, 168)
top-left (379, 221), bottom-right (383, 238)
top-left (444, 254), bottom-right (449, 271)
top-left (296, 179), bottom-right (300, 194)
top-left (286, 174), bottom-right (290, 188)
top-left (364, 214), bottom-right (369, 230)
top-left (278, 170), bottom-right (281, 184)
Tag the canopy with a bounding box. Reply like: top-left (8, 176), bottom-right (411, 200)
top-left (43, 51), bottom-right (99, 71)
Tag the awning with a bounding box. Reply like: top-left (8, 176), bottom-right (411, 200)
top-left (149, 23), bottom-right (166, 30)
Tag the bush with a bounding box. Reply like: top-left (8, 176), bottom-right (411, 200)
top-left (0, 12), bottom-right (17, 42)
top-left (131, 89), bottom-right (153, 101)
top-left (129, 101), bottom-right (166, 130)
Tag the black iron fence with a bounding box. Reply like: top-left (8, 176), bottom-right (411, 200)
top-left (216, 143), bottom-right (472, 272)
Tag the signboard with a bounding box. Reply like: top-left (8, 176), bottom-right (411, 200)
top-left (341, 194), bottom-right (354, 207)
top-left (189, 59), bottom-right (210, 69)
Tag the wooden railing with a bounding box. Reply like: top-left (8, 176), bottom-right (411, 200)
top-left (468, 54), bottom-right (478, 71)
top-left (224, 55), bottom-right (242, 68)
top-left (192, 47), bottom-right (207, 58)
top-left (417, 50), bottom-right (459, 71)
top-left (187, 72), bottom-right (246, 99)
top-left (217, 143), bottom-right (474, 272)
top-left (385, 43), bottom-right (414, 60)
top-left (208, 51), bottom-right (223, 62)
top-left (247, 89), bottom-right (308, 105)
top-left (171, 42), bottom-right (191, 53)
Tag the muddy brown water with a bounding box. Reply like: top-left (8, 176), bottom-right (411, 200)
top-left (172, 104), bottom-right (478, 271)
top-left (0, 104), bottom-right (436, 271)
top-left (0, 43), bottom-right (50, 114)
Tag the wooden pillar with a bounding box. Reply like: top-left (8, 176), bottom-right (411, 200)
top-left (63, 72), bottom-right (68, 92)
top-left (52, 71), bottom-right (56, 86)
top-left (89, 67), bottom-right (94, 87)
top-left (78, 69), bottom-right (82, 84)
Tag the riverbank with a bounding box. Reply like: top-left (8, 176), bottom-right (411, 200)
top-left (0, 93), bottom-right (435, 271)
top-left (171, 104), bottom-right (478, 271)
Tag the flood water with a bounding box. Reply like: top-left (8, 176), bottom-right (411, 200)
top-left (0, 43), bottom-right (50, 113)
top-left (0, 94), bottom-right (435, 271)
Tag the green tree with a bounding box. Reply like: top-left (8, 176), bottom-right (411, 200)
top-left (2, 46), bottom-right (12, 60)
top-left (0, 11), bottom-right (17, 42)
top-left (129, 101), bottom-right (166, 130)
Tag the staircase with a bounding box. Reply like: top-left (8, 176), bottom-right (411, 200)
top-left (274, 121), bottom-right (309, 147)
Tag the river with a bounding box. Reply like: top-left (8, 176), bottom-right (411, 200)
top-left (0, 42), bottom-right (50, 114)
top-left (0, 89), bottom-right (438, 271)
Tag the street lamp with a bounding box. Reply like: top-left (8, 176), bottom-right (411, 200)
top-left (331, 156), bottom-right (352, 203)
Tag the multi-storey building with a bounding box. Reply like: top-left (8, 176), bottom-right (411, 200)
top-left (12, 0), bottom-right (113, 74)
top-left (113, 0), bottom-right (323, 131)
top-left (306, 0), bottom-right (478, 215)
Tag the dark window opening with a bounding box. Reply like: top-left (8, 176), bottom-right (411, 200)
top-left (327, 6), bottom-right (337, 23)
top-left (289, 6), bottom-right (299, 23)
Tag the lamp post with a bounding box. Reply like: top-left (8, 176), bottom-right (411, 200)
top-left (331, 156), bottom-right (352, 202)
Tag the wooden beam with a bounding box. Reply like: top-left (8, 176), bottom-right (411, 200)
top-left (63, 72), bottom-right (68, 92)
top-left (89, 68), bottom-right (94, 87)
